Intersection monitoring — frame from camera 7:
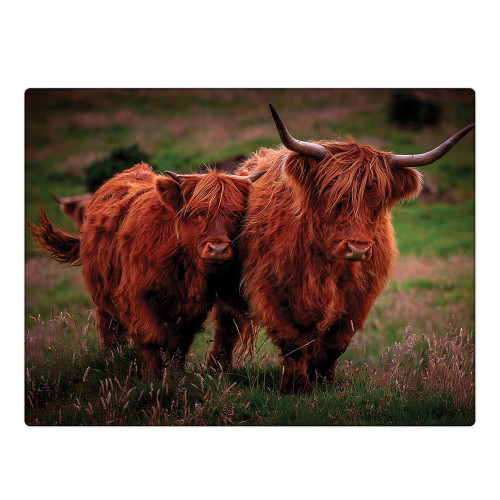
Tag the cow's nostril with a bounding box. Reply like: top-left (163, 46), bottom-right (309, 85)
top-left (345, 242), bottom-right (372, 261)
top-left (208, 244), bottom-right (228, 255)
top-left (202, 242), bottom-right (232, 262)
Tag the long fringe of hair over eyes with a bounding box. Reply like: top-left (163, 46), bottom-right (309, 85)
top-left (178, 169), bottom-right (250, 222)
top-left (284, 141), bottom-right (395, 221)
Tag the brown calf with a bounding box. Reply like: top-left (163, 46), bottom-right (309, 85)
top-left (30, 163), bottom-right (265, 376)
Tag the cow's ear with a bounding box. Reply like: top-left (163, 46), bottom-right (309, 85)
top-left (390, 167), bottom-right (422, 204)
top-left (61, 201), bottom-right (78, 218)
top-left (155, 177), bottom-right (183, 213)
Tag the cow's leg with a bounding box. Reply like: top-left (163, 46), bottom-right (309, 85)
top-left (307, 344), bottom-right (346, 382)
top-left (135, 342), bottom-right (163, 379)
top-left (95, 308), bottom-right (127, 351)
top-left (307, 321), bottom-right (353, 382)
top-left (127, 302), bottom-right (173, 378)
top-left (275, 336), bottom-right (313, 395)
top-left (132, 302), bottom-right (202, 376)
top-left (207, 303), bottom-right (250, 371)
top-left (165, 327), bottom-right (198, 371)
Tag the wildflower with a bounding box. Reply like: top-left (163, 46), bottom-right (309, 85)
top-left (47, 346), bottom-right (52, 350)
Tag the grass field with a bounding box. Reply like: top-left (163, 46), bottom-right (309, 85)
top-left (25, 89), bottom-right (475, 425)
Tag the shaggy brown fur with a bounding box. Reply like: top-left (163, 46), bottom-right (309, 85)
top-left (30, 163), bottom-right (259, 377)
top-left (212, 142), bottom-right (422, 394)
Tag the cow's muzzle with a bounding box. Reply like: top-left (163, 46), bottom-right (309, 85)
top-left (200, 242), bottom-right (232, 263)
top-left (335, 241), bottom-right (373, 262)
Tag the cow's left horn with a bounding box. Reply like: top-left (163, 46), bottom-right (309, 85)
top-left (390, 124), bottom-right (475, 168)
top-left (165, 171), bottom-right (185, 184)
top-left (269, 104), bottom-right (328, 160)
top-left (248, 170), bottom-right (267, 183)
top-left (50, 193), bottom-right (65, 203)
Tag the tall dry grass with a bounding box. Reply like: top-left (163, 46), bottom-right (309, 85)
top-left (25, 309), bottom-right (475, 425)
top-left (366, 321), bottom-right (475, 409)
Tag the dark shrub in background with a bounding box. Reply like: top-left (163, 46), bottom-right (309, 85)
top-left (84, 144), bottom-right (154, 192)
top-left (84, 145), bottom-right (246, 193)
top-left (389, 91), bottom-right (442, 129)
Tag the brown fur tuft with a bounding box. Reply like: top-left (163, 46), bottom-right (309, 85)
top-left (28, 208), bottom-right (81, 265)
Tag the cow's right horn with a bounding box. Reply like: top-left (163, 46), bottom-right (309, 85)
top-left (248, 170), bottom-right (267, 183)
top-left (165, 171), bottom-right (185, 184)
top-left (269, 104), bottom-right (329, 160)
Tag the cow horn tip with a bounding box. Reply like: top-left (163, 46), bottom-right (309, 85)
top-left (248, 170), bottom-right (267, 183)
top-left (165, 170), bottom-right (184, 184)
top-left (50, 192), bottom-right (62, 203)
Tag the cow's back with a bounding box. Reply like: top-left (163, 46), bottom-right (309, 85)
top-left (80, 164), bottom-right (175, 318)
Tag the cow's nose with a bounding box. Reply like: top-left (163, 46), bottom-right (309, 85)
top-left (345, 242), bottom-right (372, 261)
top-left (208, 243), bottom-right (229, 256)
top-left (201, 242), bottom-right (232, 262)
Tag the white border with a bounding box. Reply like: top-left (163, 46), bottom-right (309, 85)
top-left (3, 1), bottom-right (499, 499)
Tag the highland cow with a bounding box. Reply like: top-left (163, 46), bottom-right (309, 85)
top-left (30, 163), bottom-right (265, 376)
top-left (212, 104), bottom-right (474, 395)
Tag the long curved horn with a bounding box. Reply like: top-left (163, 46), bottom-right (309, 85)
top-left (390, 124), bottom-right (475, 168)
top-left (50, 193), bottom-right (65, 203)
top-left (269, 104), bottom-right (328, 160)
top-left (248, 170), bottom-right (267, 183)
top-left (164, 171), bottom-right (185, 184)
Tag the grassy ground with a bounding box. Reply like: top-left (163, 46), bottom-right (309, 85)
top-left (25, 255), bottom-right (474, 425)
top-left (25, 89), bottom-right (475, 425)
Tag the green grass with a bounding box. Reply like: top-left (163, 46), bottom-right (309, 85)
top-left (362, 267), bottom-right (474, 360)
top-left (25, 313), bottom-right (474, 426)
top-left (26, 276), bottom-right (91, 317)
top-left (393, 201), bottom-right (474, 256)
top-left (25, 253), bottom-right (475, 425)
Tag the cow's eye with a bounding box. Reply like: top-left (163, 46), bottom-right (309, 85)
top-left (192, 212), bottom-right (204, 221)
top-left (365, 184), bottom-right (380, 207)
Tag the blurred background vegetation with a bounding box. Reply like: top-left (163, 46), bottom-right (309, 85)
top-left (25, 89), bottom-right (474, 244)
top-left (24, 89), bottom-right (475, 425)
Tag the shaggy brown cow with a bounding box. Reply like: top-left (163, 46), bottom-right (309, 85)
top-left (30, 163), bottom-right (265, 376)
top-left (212, 104), bottom-right (474, 394)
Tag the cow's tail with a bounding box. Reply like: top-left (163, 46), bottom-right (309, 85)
top-left (27, 208), bottom-right (81, 266)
